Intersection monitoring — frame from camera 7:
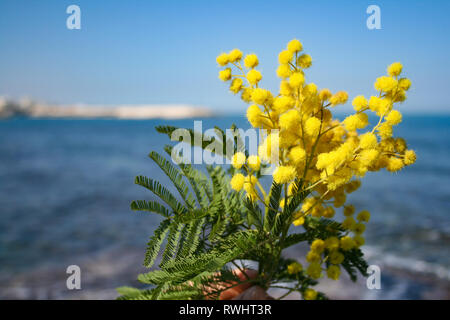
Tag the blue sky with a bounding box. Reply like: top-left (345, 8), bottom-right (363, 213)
top-left (0, 0), bottom-right (449, 113)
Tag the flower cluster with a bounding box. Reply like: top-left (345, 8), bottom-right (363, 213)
top-left (217, 39), bottom-right (416, 298)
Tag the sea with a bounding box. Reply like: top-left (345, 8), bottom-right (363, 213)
top-left (0, 115), bottom-right (449, 299)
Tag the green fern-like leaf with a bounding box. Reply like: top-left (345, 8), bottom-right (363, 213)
top-left (243, 197), bottom-right (262, 228)
top-left (130, 200), bottom-right (171, 218)
top-left (160, 221), bottom-right (183, 266)
top-left (178, 218), bottom-right (206, 258)
top-left (264, 182), bottom-right (282, 232)
top-left (138, 230), bottom-right (258, 286)
top-left (135, 175), bottom-right (187, 215)
top-left (163, 144), bottom-right (213, 208)
top-left (148, 151), bottom-right (196, 209)
top-left (282, 232), bottom-right (309, 249)
top-left (143, 219), bottom-right (171, 268)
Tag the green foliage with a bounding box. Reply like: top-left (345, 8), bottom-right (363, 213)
top-left (341, 248), bottom-right (369, 281)
top-left (143, 219), bottom-right (171, 268)
top-left (134, 175), bottom-right (187, 215)
top-left (130, 200), bottom-right (170, 218)
top-left (119, 125), bottom-right (370, 300)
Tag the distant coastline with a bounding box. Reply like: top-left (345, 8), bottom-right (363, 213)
top-left (0, 97), bottom-right (214, 120)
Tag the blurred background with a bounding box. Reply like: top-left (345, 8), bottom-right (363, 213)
top-left (0, 0), bottom-right (449, 299)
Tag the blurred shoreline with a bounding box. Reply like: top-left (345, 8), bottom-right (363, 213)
top-left (0, 97), bottom-right (214, 120)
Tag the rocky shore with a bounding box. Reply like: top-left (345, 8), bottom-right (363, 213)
top-left (0, 97), bottom-right (213, 120)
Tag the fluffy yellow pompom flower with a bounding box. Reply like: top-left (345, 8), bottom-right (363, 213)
top-left (345, 180), bottom-right (361, 193)
top-left (352, 95), bottom-right (368, 112)
top-left (241, 88), bottom-right (253, 103)
top-left (340, 236), bottom-right (355, 251)
top-left (243, 175), bottom-right (258, 197)
top-left (378, 99), bottom-right (392, 116)
top-left (297, 54), bottom-right (312, 68)
top-left (342, 217), bottom-right (356, 230)
top-left (303, 83), bottom-right (318, 97)
top-left (279, 109), bottom-right (301, 130)
top-left (289, 72), bottom-right (305, 88)
top-left (357, 113), bottom-right (369, 128)
top-left (305, 117), bottom-right (321, 136)
top-left (359, 132), bottom-right (377, 149)
top-left (306, 262), bottom-right (322, 279)
top-left (404, 149), bottom-right (416, 165)
top-left (398, 78), bottom-right (411, 91)
top-left (387, 62), bottom-right (403, 77)
top-left (354, 235), bottom-right (365, 247)
top-left (387, 157), bottom-right (404, 172)
top-left (216, 53), bottom-right (229, 66)
top-left (311, 239), bottom-right (325, 253)
top-left (244, 174), bottom-right (257, 186)
top-left (244, 54), bottom-right (259, 68)
top-left (315, 153), bottom-right (331, 171)
top-left (243, 176), bottom-right (258, 200)
top-left (273, 96), bottom-right (295, 113)
top-left (343, 205), bottom-right (355, 216)
top-left (247, 155), bottom-right (261, 171)
top-left (279, 80), bottom-right (292, 96)
top-left (319, 88), bottom-right (332, 101)
top-left (246, 69), bottom-right (262, 85)
top-left (322, 207), bottom-right (335, 218)
top-left (360, 149), bottom-right (379, 166)
top-left (343, 114), bottom-right (366, 131)
top-left (230, 173), bottom-right (245, 191)
top-left (258, 133), bottom-right (279, 163)
top-left (246, 104), bottom-right (263, 127)
top-left (353, 223), bottom-right (366, 234)
top-left (329, 91), bottom-right (349, 106)
top-left (303, 288), bottom-right (318, 300)
top-left (229, 78), bottom-right (243, 94)
top-left (377, 123), bottom-right (393, 139)
top-left (356, 210), bottom-right (370, 222)
top-left (231, 152), bottom-right (246, 169)
top-left (394, 90), bottom-right (407, 102)
top-left (289, 146), bottom-right (306, 164)
top-left (329, 251), bottom-right (344, 264)
top-left (273, 165), bottom-right (296, 184)
top-left (374, 76), bottom-right (398, 92)
top-left (293, 216), bottom-right (305, 226)
top-left (218, 68), bottom-right (231, 81)
top-left (368, 96), bottom-right (382, 113)
top-left (278, 50), bottom-right (293, 64)
top-left (287, 262), bottom-right (303, 274)
top-left (251, 88), bottom-right (269, 105)
top-left (276, 64), bottom-right (291, 78)
top-left (287, 39), bottom-right (303, 53)
top-left (395, 138), bottom-right (407, 153)
top-left (325, 237), bottom-right (340, 250)
top-left (306, 250), bottom-right (321, 262)
top-left (334, 196), bottom-right (348, 209)
top-left (327, 265), bottom-right (341, 280)
top-left (228, 48), bottom-right (243, 62)
top-left (385, 110), bottom-right (402, 125)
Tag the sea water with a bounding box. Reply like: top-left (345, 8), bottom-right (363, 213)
top-left (0, 115), bottom-right (449, 298)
